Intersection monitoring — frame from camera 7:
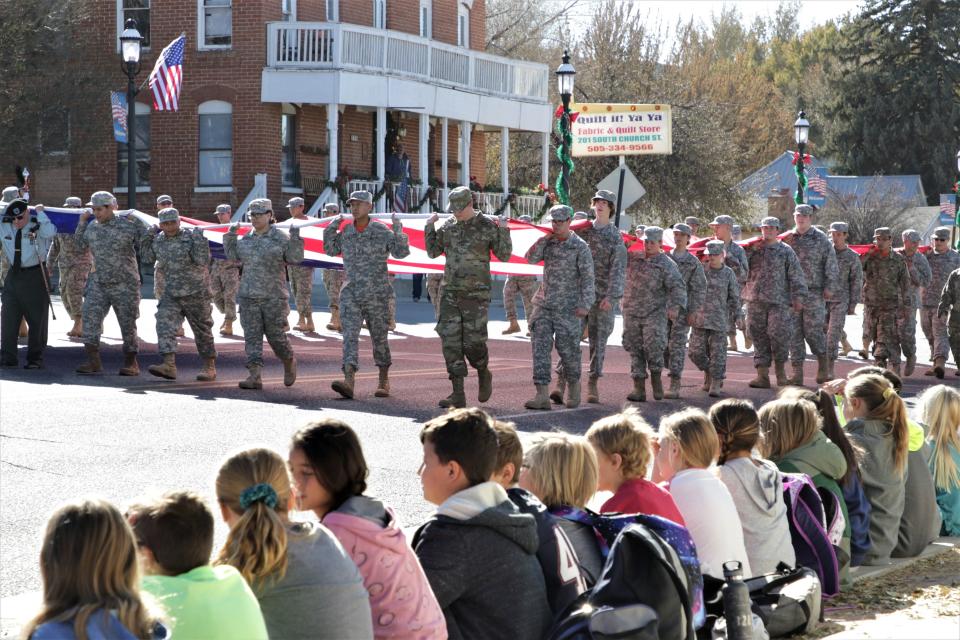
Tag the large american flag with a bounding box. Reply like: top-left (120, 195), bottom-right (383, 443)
top-left (149, 34), bottom-right (185, 111)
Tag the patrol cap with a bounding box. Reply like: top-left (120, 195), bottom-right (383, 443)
top-left (873, 227), bottom-right (892, 238)
top-left (709, 215), bottom-right (735, 227)
top-left (684, 216), bottom-right (700, 227)
top-left (634, 225), bottom-right (646, 235)
top-left (347, 190), bottom-right (373, 205)
top-left (932, 226), bottom-right (952, 240)
top-left (518, 215), bottom-right (532, 223)
top-left (446, 186), bottom-right (473, 212)
top-left (705, 240), bottom-right (725, 256)
top-left (643, 226), bottom-right (664, 242)
top-left (248, 198), bottom-right (273, 215)
top-left (673, 223), bottom-right (693, 236)
top-left (573, 210), bottom-right (588, 220)
top-left (6, 199), bottom-right (29, 218)
top-left (157, 207), bottom-right (180, 223)
top-left (901, 229), bottom-right (921, 243)
top-left (547, 204), bottom-right (573, 222)
top-left (731, 224), bottom-right (742, 235)
top-left (156, 194), bottom-right (173, 206)
top-left (794, 204), bottom-right (815, 216)
top-left (323, 202), bottom-right (339, 213)
top-left (63, 197), bottom-right (83, 207)
top-left (760, 216), bottom-right (781, 229)
top-left (286, 197), bottom-right (305, 208)
top-left (215, 204), bottom-right (232, 215)
top-left (1, 186), bottom-right (19, 202)
top-left (829, 221), bottom-right (849, 233)
top-left (86, 191), bottom-right (116, 207)
top-left (592, 189), bottom-right (616, 205)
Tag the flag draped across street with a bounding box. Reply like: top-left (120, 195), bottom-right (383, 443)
top-left (149, 34), bottom-right (185, 111)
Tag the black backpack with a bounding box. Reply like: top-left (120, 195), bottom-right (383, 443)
top-left (548, 524), bottom-right (696, 640)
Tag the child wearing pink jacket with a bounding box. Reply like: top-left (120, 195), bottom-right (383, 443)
top-left (289, 420), bottom-right (447, 639)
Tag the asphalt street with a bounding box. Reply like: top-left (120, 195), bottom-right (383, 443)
top-left (0, 278), bottom-right (948, 634)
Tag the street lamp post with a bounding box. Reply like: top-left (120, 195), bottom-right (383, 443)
top-left (954, 149), bottom-right (960, 248)
top-left (555, 51), bottom-right (575, 206)
top-left (794, 110), bottom-right (810, 206)
top-left (120, 19), bottom-right (143, 210)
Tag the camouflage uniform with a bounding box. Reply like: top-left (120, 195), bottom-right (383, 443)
top-left (426, 273), bottom-right (443, 318)
top-left (783, 227), bottom-right (838, 363)
top-left (502, 274), bottom-right (539, 322)
top-left (690, 263), bottom-right (740, 380)
top-left (425, 212), bottom-right (512, 379)
top-left (224, 225), bottom-right (303, 367)
top-left (322, 268), bottom-right (345, 314)
top-left (525, 231), bottom-right (595, 384)
top-left (75, 213), bottom-right (148, 353)
top-left (938, 267), bottom-right (960, 367)
top-left (288, 263), bottom-right (314, 314)
top-left (575, 220), bottom-right (627, 378)
top-left (666, 249), bottom-right (706, 380)
top-left (141, 227), bottom-right (216, 358)
top-left (323, 218), bottom-right (409, 372)
top-left (48, 233), bottom-right (93, 320)
top-left (861, 249), bottom-right (910, 365)
top-left (210, 256), bottom-right (241, 321)
top-left (826, 245), bottom-right (863, 360)
top-left (743, 241), bottom-right (808, 367)
top-left (621, 251), bottom-right (686, 379)
top-left (896, 249), bottom-right (931, 364)
top-left (715, 235), bottom-right (749, 336)
top-left (922, 247), bottom-right (960, 361)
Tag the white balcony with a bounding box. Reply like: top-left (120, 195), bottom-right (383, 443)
top-left (262, 22), bottom-right (553, 133)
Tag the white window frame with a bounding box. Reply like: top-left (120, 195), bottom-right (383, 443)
top-left (116, 0), bottom-right (151, 53)
top-left (373, 0), bottom-right (386, 29)
top-left (419, 0), bottom-right (431, 38)
top-left (197, 0), bottom-right (232, 51)
top-left (457, 3), bottom-right (469, 48)
top-left (281, 0), bottom-right (297, 21)
top-left (198, 100), bottom-right (233, 188)
top-left (326, 0), bottom-right (338, 21)
top-left (281, 103), bottom-right (299, 189)
top-left (115, 101), bottom-right (151, 193)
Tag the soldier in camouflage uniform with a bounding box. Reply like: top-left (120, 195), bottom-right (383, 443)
top-left (425, 186), bottom-right (512, 408)
top-left (689, 240), bottom-right (740, 396)
top-left (209, 204), bottom-right (241, 335)
top-left (74, 191), bottom-right (149, 376)
top-left (324, 190), bottom-right (410, 399)
top-left (896, 229), bottom-right (932, 376)
top-left (937, 266), bottom-right (960, 377)
top-left (47, 196), bottom-right (93, 338)
top-left (284, 197), bottom-right (316, 332)
top-left (523, 205), bottom-right (595, 410)
top-left (784, 204), bottom-right (839, 385)
top-left (922, 227), bottom-right (960, 377)
top-left (141, 208), bottom-right (217, 381)
top-left (621, 226), bottom-right (686, 402)
top-left (825, 222), bottom-right (863, 379)
top-left (706, 215), bottom-right (749, 350)
top-left (664, 222), bottom-right (706, 399)
top-left (743, 217), bottom-right (808, 389)
top-left (502, 214), bottom-right (539, 335)
top-left (861, 227), bottom-right (910, 371)
top-left (319, 203), bottom-right (346, 331)
top-left (224, 198), bottom-right (303, 389)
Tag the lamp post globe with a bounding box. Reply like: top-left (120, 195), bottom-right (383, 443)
top-left (556, 51), bottom-right (575, 104)
top-left (119, 19), bottom-right (143, 209)
top-left (794, 111), bottom-right (810, 146)
top-left (120, 19), bottom-right (142, 65)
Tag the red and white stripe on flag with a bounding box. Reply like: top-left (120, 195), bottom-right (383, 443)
top-left (149, 35), bottom-right (185, 111)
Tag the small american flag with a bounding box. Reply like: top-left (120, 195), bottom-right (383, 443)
top-left (149, 34), bottom-right (185, 111)
top-left (393, 155), bottom-right (410, 213)
top-left (808, 170), bottom-right (828, 195)
top-left (111, 91), bottom-right (128, 142)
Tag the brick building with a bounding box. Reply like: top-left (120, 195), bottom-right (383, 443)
top-left (33, 0), bottom-right (552, 219)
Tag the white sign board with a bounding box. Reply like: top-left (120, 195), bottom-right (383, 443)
top-left (571, 103), bottom-right (673, 157)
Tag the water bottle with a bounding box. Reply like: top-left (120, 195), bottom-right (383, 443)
top-left (721, 560), bottom-right (753, 640)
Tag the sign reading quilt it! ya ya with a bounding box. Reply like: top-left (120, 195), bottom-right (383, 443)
top-left (570, 103), bottom-right (672, 157)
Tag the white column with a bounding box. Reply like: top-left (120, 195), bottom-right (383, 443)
top-left (541, 131), bottom-right (550, 188)
top-left (376, 107), bottom-right (387, 212)
top-left (441, 117), bottom-right (449, 191)
top-left (327, 103), bottom-right (339, 181)
top-left (501, 127), bottom-right (510, 217)
top-left (418, 113), bottom-right (430, 188)
top-left (460, 121), bottom-right (472, 187)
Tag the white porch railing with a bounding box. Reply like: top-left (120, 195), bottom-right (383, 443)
top-left (340, 181), bottom-right (543, 217)
top-left (233, 173), bottom-right (268, 221)
top-left (266, 22), bottom-right (549, 102)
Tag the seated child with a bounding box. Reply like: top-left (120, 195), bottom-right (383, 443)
top-left (288, 420), bottom-right (446, 638)
top-left (414, 408), bottom-right (551, 640)
top-left (128, 491), bottom-right (268, 640)
top-left (24, 499), bottom-right (166, 640)
top-left (921, 384), bottom-right (960, 536)
top-left (586, 407), bottom-right (685, 524)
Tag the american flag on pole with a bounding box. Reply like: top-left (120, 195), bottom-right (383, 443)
top-left (149, 34), bottom-right (185, 111)
top-left (393, 155), bottom-right (410, 212)
top-left (808, 170), bottom-right (828, 195)
top-left (111, 91), bottom-right (128, 143)
top-left (940, 194), bottom-right (956, 225)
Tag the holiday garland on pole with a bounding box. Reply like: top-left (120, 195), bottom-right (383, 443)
top-left (792, 152), bottom-right (810, 205)
top-left (554, 109), bottom-right (575, 206)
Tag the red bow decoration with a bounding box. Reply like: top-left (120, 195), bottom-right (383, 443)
top-left (554, 105), bottom-right (579, 124)
top-left (791, 153), bottom-right (812, 166)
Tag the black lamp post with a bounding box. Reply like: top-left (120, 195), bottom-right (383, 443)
top-left (794, 111), bottom-right (810, 205)
top-left (120, 19), bottom-right (143, 209)
top-left (555, 50), bottom-right (575, 206)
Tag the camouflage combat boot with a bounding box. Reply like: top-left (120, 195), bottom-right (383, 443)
top-left (933, 357), bottom-right (946, 379)
top-left (903, 354), bottom-right (916, 377)
top-left (326, 308), bottom-right (342, 332)
top-left (439, 376), bottom-right (466, 409)
top-left (708, 378), bottom-right (723, 398)
top-left (549, 378), bottom-right (566, 405)
top-left (477, 367), bottom-right (493, 403)
top-left (742, 331), bottom-right (753, 350)
top-left (282, 357), bottom-right (297, 387)
top-left (701, 371), bottom-right (712, 392)
top-left (586, 376), bottom-right (599, 404)
top-left (196, 357), bottom-right (217, 381)
top-left (840, 335), bottom-right (853, 356)
top-left (239, 365), bottom-right (263, 389)
top-left (148, 353), bottom-right (177, 380)
top-left (748, 367), bottom-right (771, 389)
top-left (303, 314), bottom-right (315, 332)
top-left (627, 377), bottom-right (646, 402)
top-left (219, 319), bottom-right (233, 336)
top-left (787, 362), bottom-right (804, 386)
top-left (118, 352), bottom-right (140, 376)
top-left (565, 380), bottom-right (580, 408)
top-left (374, 366), bottom-right (390, 398)
top-left (524, 384), bottom-right (551, 410)
top-left (75, 344), bottom-right (103, 375)
top-left (815, 355), bottom-right (831, 384)
top-left (502, 318), bottom-right (521, 335)
top-left (650, 372), bottom-right (664, 400)
top-left (774, 361), bottom-right (789, 387)
top-left (663, 376), bottom-right (681, 400)
top-left (332, 366), bottom-right (356, 399)
top-left (727, 332), bottom-right (738, 351)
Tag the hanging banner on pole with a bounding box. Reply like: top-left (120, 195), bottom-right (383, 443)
top-left (806, 167), bottom-right (829, 208)
top-left (570, 103), bottom-right (672, 157)
top-left (111, 91), bottom-right (128, 143)
top-left (940, 194), bottom-right (957, 226)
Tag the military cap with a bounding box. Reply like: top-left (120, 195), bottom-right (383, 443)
top-left (759, 216), bottom-right (781, 229)
top-left (634, 225), bottom-right (646, 235)
top-left (547, 205), bottom-right (573, 221)
top-left (794, 204), bottom-right (815, 216)
top-left (6, 199), bottom-right (29, 218)
top-left (446, 186), bottom-right (473, 212)
top-left (248, 198), bottom-right (273, 215)
top-left (829, 222), bottom-right (848, 233)
top-left (731, 224), bottom-right (742, 238)
top-left (323, 202), bottom-right (340, 213)
top-left (873, 227), bottom-right (892, 238)
top-left (705, 240), bottom-right (725, 256)
top-left (932, 227), bottom-right (952, 240)
top-left (157, 207), bottom-right (180, 223)
top-left (63, 197), bottom-right (83, 207)
top-left (573, 210), bottom-right (589, 220)
top-left (901, 229), bottom-right (921, 243)
top-left (673, 223), bottom-right (693, 236)
top-left (286, 197), bottom-right (305, 208)
top-left (215, 204), bottom-right (232, 215)
top-left (1, 186), bottom-right (19, 202)
top-left (709, 215), bottom-right (735, 227)
top-left (347, 191), bottom-right (373, 205)
top-left (156, 194), bottom-right (173, 206)
top-left (518, 215), bottom-right (532, 223)
top-left (87, 191), bottom-right (116, 207)
top-left (643, 226), bottom-right (664, 242)
top-left (592, 189), bottom-right (616, 205)
top-left (684, 216), bottom-right (700, 227)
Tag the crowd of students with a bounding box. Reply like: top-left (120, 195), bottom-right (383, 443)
top-left (22, 372), bottom-right (960, 640)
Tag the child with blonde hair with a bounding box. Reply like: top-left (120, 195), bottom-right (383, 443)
top-left (922, 385), bottom-right (960, 536)
top-left (653, 408), bottom-right (751, 579)
top-left (24, 499), bottom-right (166, 640)
top-left (586, 407), bottom-right (684, 524)
top-left (215, 447), bottom-right (372, 639)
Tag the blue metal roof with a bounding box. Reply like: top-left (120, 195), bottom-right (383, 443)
top-left (739, 151), bottom-right (830, 195)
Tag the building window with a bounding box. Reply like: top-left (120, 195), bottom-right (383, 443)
top-left (373, 0), bottom-right (386, 29)
top-left (281, 105), bottom-right (299, 188)
top-left (117, 0), bottom-right (151, 50)
top-left (457, 3), bottom-right (469, 47)
top-left (281, 0), bottom-right (296, 21)
top-left (40, 109), bottom-right (70, 155)
top-left (117, 102), bottom-right (150, 189)
top-left (326, 0), bottom-right (338, 21)
top-left (198, 101), bottom-right (232, 187)
top-left (419, 0), bottom-right (431, 38)
top-left (199, 0), bottom-right (232, 48)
